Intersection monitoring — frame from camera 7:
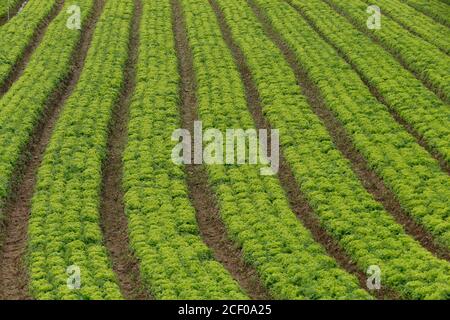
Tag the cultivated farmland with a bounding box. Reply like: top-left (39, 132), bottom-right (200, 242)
top-left (0, 0), bottom-right (449, 300)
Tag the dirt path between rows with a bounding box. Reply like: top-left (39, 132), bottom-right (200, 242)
top-left (0, 0), bottom-right (106, 300)
top-left (210, 0), bottom-right (401, 300)
top-left (287, 0), bottom-right (450, 176)
top-left (320, 0), bottom-right (449, 104)
top-left (247, 0), bottom-right (450, 263)
top-left (99, 0), bottom-right (151, 300)
top-left (0, 0), bottom-right (64, 96)
top-left (171, 0), bottom-right (271, 300)
top-left (0, 0), bottom-right (28, 26)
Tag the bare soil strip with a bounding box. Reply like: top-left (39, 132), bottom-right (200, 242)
top-left (287, 0), bottom-right (450, 176)
top-left (211, 0), bottom-right (398, 300)
top-left (248, 0), bottom-right (450, 264)
top-left (0, 0), bottom-right (105, 300)
top-left (320, 0), bottom-right (449, 104)
top-left (0, 0), bottom-right (64, 97)
top-left (0, 0), bottom-right (28, 26)
top-left (171, 0), bottom-right (271, 300)
top-left (99, 0), bottom-right (151, 300)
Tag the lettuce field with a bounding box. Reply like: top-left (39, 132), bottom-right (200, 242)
top-left (0, 0), bottom-right (449, 300)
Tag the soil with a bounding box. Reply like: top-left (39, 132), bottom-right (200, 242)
top-left (241, 0), bottom-right (406, 299)
top-left (288, 0), bottom-right (450, 175)
top-left (171, 0), bottom-right (272, 300)
top-left (0, 0), bottom-right (65, 96)
top-left (99, 0), bottom-right (152, 300)
top-left (0, 0), bottom-right (28, 26)
top-left (249, 0), bottom-right (450, 264)
top-left (0, 0), bottom-right (107, 300)
top-left (319, 0), bottom-right (449, 104)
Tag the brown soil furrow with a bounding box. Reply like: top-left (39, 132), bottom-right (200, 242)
top-left (321, 0), bottom-right (449, 104)
top-left (99, 0), bottom-right (151, 300)
top-left (211, 0), bottom-right (398, 300)
top-left (0, 0), bottom-right (28, 26)
top-left (287, 0), bottom-right (450, 176)
top-left (248, 0), bottom-right (450, 264)
top-left (0, 0), bottom-right (106, 300)
top-left (0, 0), bottom-right (64, 97)
top-left (171, 0), bottom-right (271, 300)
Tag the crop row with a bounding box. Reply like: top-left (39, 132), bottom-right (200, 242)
top-left (254, 0), bottom-right (450, 250)
top-left (323, 0), bottom-right (450, 102)
top-left (180, 0), bottom-right (370, 300)
top-left (0, 0), bottom-right (57, 86)
top-left (287, 0), bottom-right (450, 165)
top-left (0, 0), bottom-right (93, 223)
top-left (0, 0), bottom-right (22, 19)
top-left (27, 0), bottom-right (132, 299)
top-left (121, 0), bottom-right (246, 300)
top-left (359, 0), bottom-right (449, 53)
top-left (217, 0), bottom-right (450, 299)
top-left (400, 0), bottom-right (450, 27)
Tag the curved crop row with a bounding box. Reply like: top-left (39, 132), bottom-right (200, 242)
top-left (0, 0), bottom-right (22, 19)
top-left (323, 0), bottom-right (450, 102)
top-left (0, 0), bottom-right (17, 14)
top-left (26, 0), bottom-right (134, 299)
top-left (359, 0), bottom-right (449, 53)
top-left (0, 0), bottom-right (23, 22)
top-left (0, 0), bottom-right (94, 228)
top-left (253, 0), bottom-right (450, 250)
top-left (400, 0), bottom-right (450, 27)
top-left (0, 0), bottom-right (57, 86)
top-left (216, 0), bottom-right (450, 299)
top-left (287, 0), bottom-right (450, 164)
top-left (179, 0), bottom-right (370, 300)
top-left (122, 0), bottom-right (246, 300)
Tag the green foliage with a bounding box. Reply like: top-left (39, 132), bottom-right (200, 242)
top-left (0, 0), bottom-right (447, 302)
top-left (180, 0), bottom-right (370, 300)
top-left (254, 0), bottom-right (450, 250)
top-left (324, 0), bottom-right (450, 102)
top-left (0, 0), bottom-right (23, 19)
top-left (359, 0), bottom-right (449, 53)
top-left (400, 0), bottom-right (450, 27)
top-left (0, 0), bottom-right (57, 85)
top-left (0, 0), bottom-right (92, 209)
top-left (221, 0), bottom-right (450, 299)
top-left (289, 0), bottom-right (450, 164)
top-left (27, 0), bottom-right (132, 299)
top-left (122, 0), bottom-right (247, 300)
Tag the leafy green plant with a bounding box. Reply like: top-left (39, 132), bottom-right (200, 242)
top-left (323, 0), bottom-right (450, 102)
top-left (0, 0), bottom-right (93, 208)
top-left (123, 0), bottom-right (247, 299)
top-left (399, 0), bottom-right (450, 27)
top-left (0, 0), bottom-right (23, 19)
top-left (179, 0), bottom-right (370, 300)
top-left (288, 0), bottom-right (450, 164)
top-left (217, 0), bottom-right (450, 299)
top-left (122, 0), bottom-right (247, 298)
top-left (253, 0), bottom-right (450, 251)
top-left (27, 0), bottom-right (131, 299)
top-left (358, 0), bottom-right (449, 53)
top-left (0, 0), bottom-right (57, 86)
